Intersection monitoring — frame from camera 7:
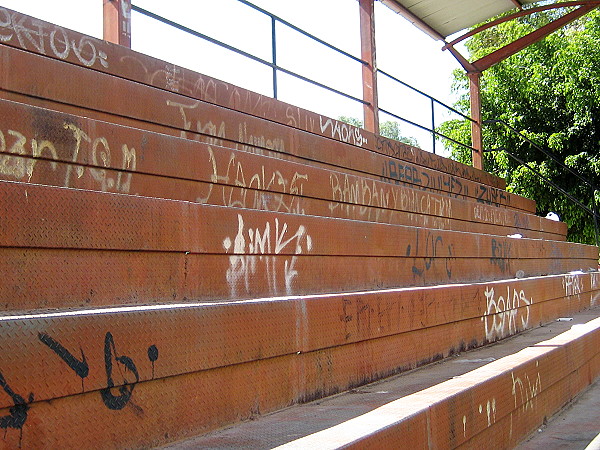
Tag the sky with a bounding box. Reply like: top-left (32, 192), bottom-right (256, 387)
top-left (0, 0), bottom-right (469, 154)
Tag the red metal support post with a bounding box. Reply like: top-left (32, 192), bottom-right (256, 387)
top-left (103, 0), bottom-right (132, 48)
top-left (468, 72), bottom-right (483, 170)
top-left (359, 0), bottom-right (379, 134)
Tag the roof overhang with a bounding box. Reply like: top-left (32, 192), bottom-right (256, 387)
top-left (380, 0), bottom-right (541, 40)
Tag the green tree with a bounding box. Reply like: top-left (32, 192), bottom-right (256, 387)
top-left (439, 8), bottom-right (600, 244)
top-left (339, 116), bottom-right (419, 146)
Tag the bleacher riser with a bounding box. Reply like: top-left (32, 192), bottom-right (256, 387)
top-left (0, 6), bottom-right (598, 449)
top-left (0, 99), bottom-right (566, 239)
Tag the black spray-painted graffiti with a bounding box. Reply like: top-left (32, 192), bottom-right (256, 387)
top-left (475, 185), bottom-right (509, 207)
top-left (148, 344), bottom-right (159, 379)
top-left (381, 159), bottom-right (468, 201)
top-left (490, 238), bottom-right (512, 273)
top-left (0, 372), bottom-right (34, 448)
top-left (38, 332), bottom-right (89, 391)
top-left (406, 231), bottom-right (454, 279)
top-left (0, 331), bottom-right (158, 444)
top-left (37, 331), bottom-right (159, 411)
top-left (100, 332), bottom-right (140, 411)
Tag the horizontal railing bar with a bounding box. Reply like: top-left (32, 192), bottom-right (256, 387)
top-left (131, 2), bottom-right (476, 149)
top-left (378, 69), bottom-right (474, 123)
top-left (131, 5), bottom-right (269, 68)
top-left (484, 119), bottom-right (599, 192)
top-left (236, 0), bottom-right (367, 66)
top-left (492, 147), bottom-right (595, 217)
top-left (131, 4), bottom-right (368, 105)
top-left (379, 107), bottom-right (475, 151)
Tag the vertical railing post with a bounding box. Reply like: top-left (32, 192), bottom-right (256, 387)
top-left (271, 16), bottom-right (278, 99)
top-left (431, 97), bottom-right (436, 154)
top-left (359, 0), bottom-right (379, 134)
top-left (468, 71), bottom-right (483, 169)
top-left (593, 190), bottom-right (599, 247)
top-left (103, 0), bottom-right (132, 47)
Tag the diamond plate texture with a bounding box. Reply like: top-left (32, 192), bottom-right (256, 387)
top-left (0, 7), bottom-right (597, 449)
top-left (0, 99), bottom-right (565, 239)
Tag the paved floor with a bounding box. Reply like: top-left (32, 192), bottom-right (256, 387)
top-left (516, 377), bottom-right (600, 449)
top-left (162, 306), bottom-right (600, 449)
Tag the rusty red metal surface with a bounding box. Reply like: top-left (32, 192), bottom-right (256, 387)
top-left (0, 5), bottom-right (506, 190)
top-left (0, 179), bottom-right (595, 309)
top-left (3, 245), bottom-right (595, 311)
top-left (0, 98), bottom-right (565, 238)
top-left (0, 279), bottom-right (598, 447)
top-left (0, 181), bottom-right (589, 259)
top-left (0, 6), bottom-right (598, 449)
top-left (469, 72), bottom-right (484, 170)
top-left (275, 318), bottom-right (600, 449)
top-left (102, 0), bottom-right (131, 48)
top-left (359, 0), bottom-right (379, 134)
top-left (0, 46), bottom-right (535, 213)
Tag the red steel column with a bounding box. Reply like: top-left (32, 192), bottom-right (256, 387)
top-left (359, 0), bottom-right (379, 134)
top-left (468, 72), bottom-right (483, 170)
top-left (103, 0), bottom-right (132, 47)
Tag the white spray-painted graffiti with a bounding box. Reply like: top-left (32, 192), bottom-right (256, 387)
top-left (591, 272), bottom-right (600, 307)
top-left (478, 398), bottom-right (497, 427)
top-left (509, 362), bottom-right (543, 439)
top-left (222, 214), bottom-right (312, 297)
top-left (0, 8), bottom-right (109, 68)
top-left (285, 106), bottom-right (317, 134)
top-left (474, 204), bottom-right (510, 226)
top-left (0, 123), bottom-right (136, 193)
top-left (563, 273), bottom-right (584, 297)
top-left (319, 117), bottom-right (367, 147)
top-left (329, 172), bottom-right (453, 228)
top-left (165, 100), bottom-right (286, 153)
top-left (198, 146), bottom-right (308, 214)
top-left (482, 286), bottom-right (532, 341)
top-left (512, 365), bottom-right (542, 413)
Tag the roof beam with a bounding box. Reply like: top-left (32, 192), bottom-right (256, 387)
top-left (472, 2), bottom-right (600, 72)
top-left (443, 1), bottom-right (600, 50)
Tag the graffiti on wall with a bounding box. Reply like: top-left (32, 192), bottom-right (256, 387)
top-left (482, 285), bottom-right (533, 341)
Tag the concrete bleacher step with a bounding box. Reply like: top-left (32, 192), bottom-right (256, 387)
top-left (1, 6), bottom-right (598, 450)
top-left (1, 180), bottom-right (595, 309)
top-left (0, 17), bottom-right (539, 217)
top-left (161, 307), bottom-right (600, 449)
top-left (0, 99), bottom-right (565, 240)
top-left (1, 284), bottom-right (598, 448)
top-left (0, 6), bottom-right (503, 191)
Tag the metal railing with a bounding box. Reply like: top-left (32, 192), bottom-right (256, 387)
top-left (484, 119), bottom-right (599, 246)
top-left (131, 0), bottom-right (473, 154)
top-left (131, 2), bottom-right (368, 106)
top-left (377, 69), bottom-right (475, 154)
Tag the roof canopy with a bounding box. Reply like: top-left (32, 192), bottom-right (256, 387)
top-left (381, 0), bottom-right (539, 40)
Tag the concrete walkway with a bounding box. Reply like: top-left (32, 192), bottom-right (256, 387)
top-left (517, 377), bottom-right (600, 449)
top-left (162, 305), bottom-right (600, 449)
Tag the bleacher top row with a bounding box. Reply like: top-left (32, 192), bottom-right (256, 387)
top-left (0, 6), bottom-right (504, 189)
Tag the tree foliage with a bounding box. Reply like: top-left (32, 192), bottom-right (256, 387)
top-left (339, 116), bottom-right (419, 146)
top-left (439, 8), bottom-right (600, 244)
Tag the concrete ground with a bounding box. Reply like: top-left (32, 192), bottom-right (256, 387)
top-left (162, 306), bottom-right (600, 449)
top-left (516, 377), bottom-right (600, 449)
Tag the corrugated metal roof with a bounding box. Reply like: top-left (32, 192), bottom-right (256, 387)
top-left (382, 0), bottom-right (539, 39)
